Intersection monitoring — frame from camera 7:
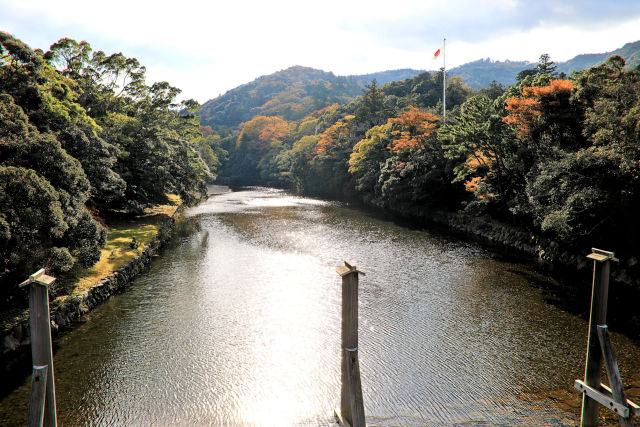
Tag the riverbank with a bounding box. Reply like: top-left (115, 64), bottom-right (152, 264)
top-left (0, 195), bottom-right (186, 390)
top-left (353, 200), bottom-right (640, 425)
top-left (335, 194), bottom-right (640, 334)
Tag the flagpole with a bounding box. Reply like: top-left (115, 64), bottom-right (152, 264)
top-left (443, 37), bottom-right (446, 123)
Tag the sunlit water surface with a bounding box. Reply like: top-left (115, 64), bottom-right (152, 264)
top-left (2, 188), bottom-right (640, 426)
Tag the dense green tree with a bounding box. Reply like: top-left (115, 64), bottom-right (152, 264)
top-left (58, 125), bottom-right (126, 205)
top-left (348, 123), bottom-right (393, 202)
top-left (1, 33), bottom-right (211, 300)
top-left (440, 95), bottom-right (519, 214)
top-left (0, 166), bottom-right (70, 279)
top-left (524, 56), bottom-right (640, 246)
top-left (375, 144), bottom-right (458, 211)
top-left (45, 38), bottom-right (209, 212)
top-left (0, 94), bottom-right (106, 282)
top-left (476, 80), bottom-right (506, 100)
top-left (537, 53), bottom-right (558, 77)
top-left (526, 149), bottom-right (625, 243)
top-left (354, 79), bottom-right (388, 130)
top-left (288, 135), bottom-right (321, 192)
top-left (516, 68), bottom-right (537, 83)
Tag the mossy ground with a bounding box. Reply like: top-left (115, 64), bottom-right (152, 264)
top-left (1, 195), bottom-right (181, 331)
top-left (53, 194), bottom-right (181, 301)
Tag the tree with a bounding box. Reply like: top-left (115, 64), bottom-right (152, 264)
top-left (536, 53), bottom-right (558, 77)
top-left (516, 68), bottom-right (537, 83)
top-left (349, 123), bottom-right (393, 201)
top-left (503, 78), bottom-right (580, 150)
top-left (526, 55), bottom-right (640, 247)
top-left (354, 79), bottom-right (387, 130)
top-left (288, 135), bottom-right (320, 192)
top-left (231, 115), bottom-right (291, 184)
top-left (58, 125), bottom-right (126, 206)
top-left (387, 106), bottom-right (439, 152)
top-left (477, 80), bottom-right (506, 100)
top-left (0, 94), bottom-right (106, 282)
top-left (440, 95), bottom-right (518, 211)
top-left (0, 166), bottom-right (70, 281)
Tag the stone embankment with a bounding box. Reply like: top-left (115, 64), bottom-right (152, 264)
top-left (396, 206), bottom-right (639, 289)
top-left (1, 207), bottom-right (181, 356)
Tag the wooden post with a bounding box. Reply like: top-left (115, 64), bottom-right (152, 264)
top-left (345, 348), bottom-right (366, 427)
top-left (581, 249), bottom-right (613, 427)
top-left (574, 250), bottom-right (639, 424)
top-left (597, 326), bottom-right (634, 427)
top-left (27, 365), bottom-right (48, 427)
top-left (335, 261), bottom-right (365, 427)
top-left (21, 269), bottom-right (57, 427)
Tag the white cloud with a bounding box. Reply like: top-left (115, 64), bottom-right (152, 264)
top-left (1, 0), bottom-right (639, 102)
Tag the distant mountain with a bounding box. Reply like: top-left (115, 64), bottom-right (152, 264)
top-left (197, 41), bottom-right (640, 129)
top-left (557, 40), bottom-right (640, 75)
top-left (446, 40), bottom-right (640, 89)
top-left (346, 69), bottom-right (424, 87)
top-left (197, 66), bottom-right (364, 129)
top-left (446, 59), bottom-right (533, 89)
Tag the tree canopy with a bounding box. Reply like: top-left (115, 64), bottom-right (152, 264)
top-left (1, 32), bottom-right (213, 298)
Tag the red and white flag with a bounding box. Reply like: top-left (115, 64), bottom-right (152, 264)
top-left (433, 44), bottom-right (443, 60)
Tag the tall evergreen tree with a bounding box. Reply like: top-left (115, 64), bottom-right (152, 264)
top-left (537, 53), bottom-right (558, 77)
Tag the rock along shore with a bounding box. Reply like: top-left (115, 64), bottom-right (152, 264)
top-left (1, 205), bottom-right (183, 358)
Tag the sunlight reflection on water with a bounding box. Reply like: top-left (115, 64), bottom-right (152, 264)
top-left (3, 187), bottom-right (640, 426)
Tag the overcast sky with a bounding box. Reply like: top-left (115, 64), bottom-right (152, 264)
top-left (2, 0), bottom-right (639, 103)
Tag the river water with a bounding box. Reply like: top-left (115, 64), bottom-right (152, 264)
top-left (2, 187), bottom-right (639, 426)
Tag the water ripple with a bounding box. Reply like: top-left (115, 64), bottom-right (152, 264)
top-left (3, 188), bottom-right (640, 426)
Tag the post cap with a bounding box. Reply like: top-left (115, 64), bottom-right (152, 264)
top-left (586, 248), bottom-right (618, 263)
top-left (336, 260), bottom-right (365, 277)
top-left (18, 269), bottom-right (56, 288)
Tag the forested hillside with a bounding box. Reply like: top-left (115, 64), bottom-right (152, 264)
top-left (211, 53), bottom-right (640, 284)
top-left (558, 40), bottom-right (640, 75)
top-left (198, 41), bottom-right (640, 132)
top-left (0, 33), bottom-right (219, 301)
top-left (345, 69), bottom-right (423, 87)
top-left (197, 66), bottom-right (364, 129)
top-left (197, 67), bottom-right (426, 130)
top-left (447, 59), bottom-right (533, 89)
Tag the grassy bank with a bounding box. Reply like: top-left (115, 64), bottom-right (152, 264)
top-left (0, 195), bottom-right (181, 334)
top-left (54, 195), bottom-right (181, 298)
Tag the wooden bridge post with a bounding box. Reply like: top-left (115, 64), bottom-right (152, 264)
top-left (20, 269), bottom-right (57, 427)
top-left (27, 365), bottom-right (48, 427)
top-left (580, 249), bottom-right (611, 426)
top-left (573, 248), bottom-right (639, 426)
top-left (335, 261), bottom-right (365, 427)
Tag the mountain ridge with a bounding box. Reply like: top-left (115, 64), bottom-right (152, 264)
top-left (197, 40), bottom-right (640, 129)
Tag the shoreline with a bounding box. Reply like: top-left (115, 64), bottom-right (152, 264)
top-left (0, 200), bottom-right (188, 392)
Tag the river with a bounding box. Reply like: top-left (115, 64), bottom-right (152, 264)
top-left (1, 187), bottom-right (639, 425)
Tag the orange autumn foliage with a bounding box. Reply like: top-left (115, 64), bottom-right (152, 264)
top-left (462, 150), bottom-right (492, 195)
top-left (259, 120), bottom-right (289, 142)
top-left (313, 118), bottom-right (352, 156)
top-left (200, 125), bottom-right (214, 137)
top-left (237, 116), bottom-right (291, 150)
top-left (465, 176), bottom-right (481, 193)
top-left (503, 79), bottom-right (573, 135)
top-left (387, 106), bottom-right (439, 152)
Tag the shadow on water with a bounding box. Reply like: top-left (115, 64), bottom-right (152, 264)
top-left (2, 188), bottom-right (639, 426)
top-left (0, 214), bottom-right (202, 402)
top-left (342, 195), bottom-right (640, 346)
top-left (509, 266), bottom-right (640, 346)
